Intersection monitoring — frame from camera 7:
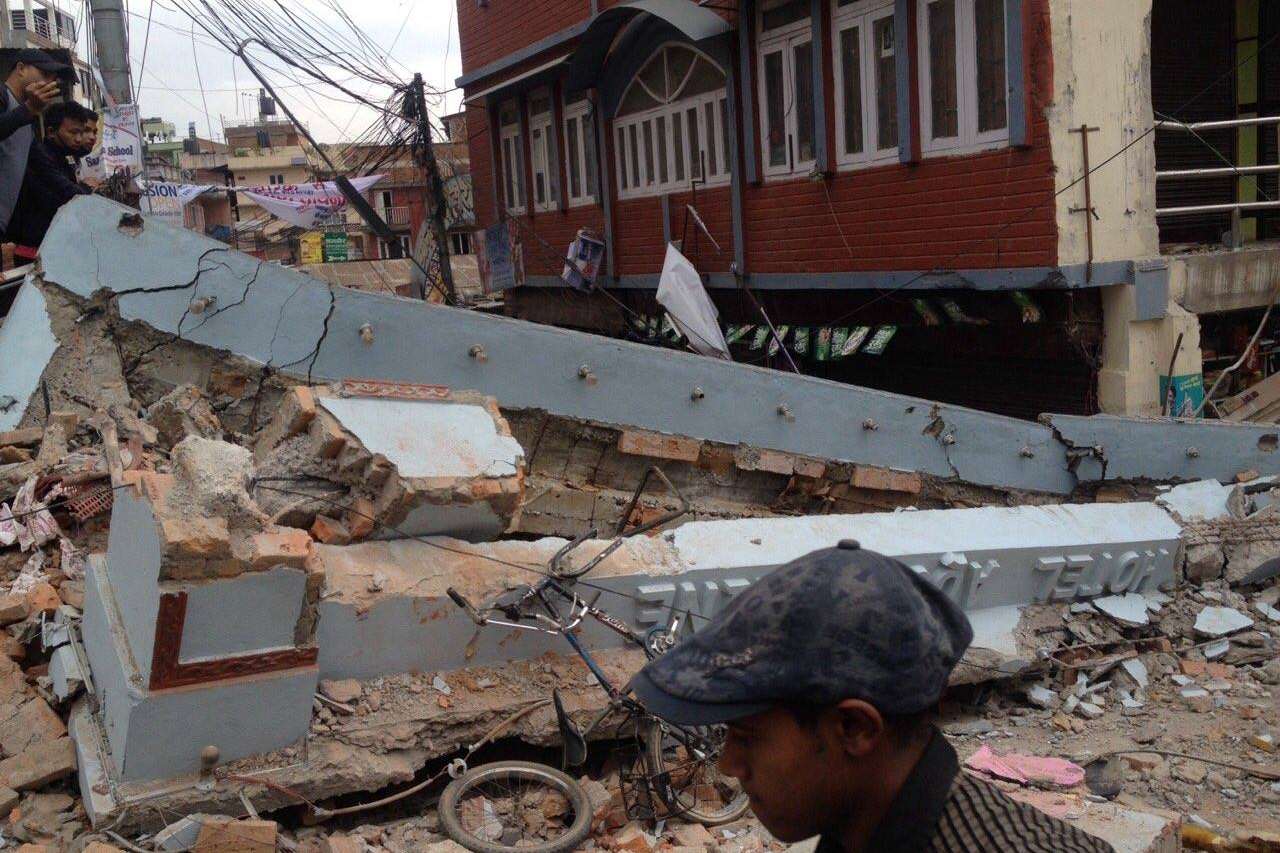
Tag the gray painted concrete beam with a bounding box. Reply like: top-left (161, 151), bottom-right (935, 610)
top-left (1044, 414), bottom-right (1280, 483)
top-left (30, 198), bottom-right (1280, 495)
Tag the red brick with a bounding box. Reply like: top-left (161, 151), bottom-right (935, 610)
top-left (344, 497), bottom-right (376, 540)
top-left (0, 737), bottom-right (76, 790)
top-left (310, 516), bottom-right (351, 546)
top-left (850, 465), bottom-right (923, 495)
top-left (25, 584), bottom-right (60, 616)
top-left (248, 529), bottom-right (312, 571)
top-left (0, 596), bottom-right (27, 626)
top-left (617, 430), bottom-right (702, 463)
top-left (1180, 659), bottom-right (1207, 678)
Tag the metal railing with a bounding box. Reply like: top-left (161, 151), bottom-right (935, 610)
top-left (378, 206), bottom-right (411, 226)
top-left (9, 9), bottom-right (76, 47)
top-left (1155, 114), bottom-right (1280, 217)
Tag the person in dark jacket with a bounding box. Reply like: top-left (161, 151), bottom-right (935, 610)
top-left (0, 49), bottom-right (67, 237)
top-left (5, 100), bottom-right (93, 249)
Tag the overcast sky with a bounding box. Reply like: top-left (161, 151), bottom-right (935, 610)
top-left (111, 0), bottom-right (463, 144)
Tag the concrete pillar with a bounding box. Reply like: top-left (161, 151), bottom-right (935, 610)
top-left (1097, 282), bottom-right (1203, 417)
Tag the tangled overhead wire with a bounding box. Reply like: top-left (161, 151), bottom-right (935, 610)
top-left (164, 0), bottom-right (447, 148)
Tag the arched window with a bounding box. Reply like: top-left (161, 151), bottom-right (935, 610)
top-left (614, 44), bottom-right (732, 199)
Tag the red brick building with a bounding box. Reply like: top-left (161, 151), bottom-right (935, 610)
top-left (455, 1), bottom-right (1213, 419)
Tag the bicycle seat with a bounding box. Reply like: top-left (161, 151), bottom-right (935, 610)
top-left (553, 688), bottom-right (588, 768)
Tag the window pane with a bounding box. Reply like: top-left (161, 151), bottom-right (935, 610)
top-left (705, 102), bottom-right (718, 176)
top-left (638, 51), bottom-right (668, 101)
top-left (794, 40), bottom-right (815, 163)
top-left (683, 57), bottom-right (726, 99)
top-left (687, 106), bottom-right (702, 178)
top-left (513, 139), bottom-right (525, 206)
top-left (617, 127), bottom-right (628, 190)
top-left (673, 112), bottom-right (686, 181)
top-left (629, 124), bottom-right (641, 187)
top-left (657, 115), bottom-right (669, 184)
top-left (618, 83), bottom-right (661, 117)
top-left (532, 128), bottom-right (546, 205)
top-left (584, 118), bottom-right (598, 196)
top-left (840, 26), bottom-right (864, 155)
top-left (503, 138), bottom-right (515, 206)
top-left (566, 116), bottom-right (582, 199)
top-left (874, 16), bottom-right (898, 149)
top-left (643, 119), bottom-right (655, 185)
top-left (668, 46), bottom-right (696, 97)
top-left (928, 0), bottom-right (958, 139)
top-left (720, 97), bottom-right (731, 174)
top-left (975, 0), bottom-right (1007, 132)
top-left (764, 50), bottom-right (787, 167)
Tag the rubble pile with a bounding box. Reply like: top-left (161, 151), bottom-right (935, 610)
top-left (0, 417), bottom-right (121, 849)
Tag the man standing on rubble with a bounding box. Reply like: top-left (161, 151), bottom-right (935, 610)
top-left (0, 50), bottom-right (67, 238)
top-left (631, 540), bottom-right (1116, 853)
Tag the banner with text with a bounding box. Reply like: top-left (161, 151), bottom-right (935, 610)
top-left (78, 104), bottom-right (142, 182)
top-left (240, 174), bottom-right (383, 229)
top-left (137, 181), bottom-right (220, 228)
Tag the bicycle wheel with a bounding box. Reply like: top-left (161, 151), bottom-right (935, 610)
top-left (641, 719), bottom-right (750, 826)
top-left (438, 761), bottom-right (594, 853)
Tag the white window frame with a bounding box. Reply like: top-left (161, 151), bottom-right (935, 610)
top-left (499, 100), bottom-right (526, 215)
top-left (563, 96), bottom-right (597, 207)
top-left (613, 44), bottom-right (732, 201)
top-left (917, 0), bottom-right (1009, 156)
top-left (529, 90), bottom-right (555, 212)
top-left (832, 0), bottom-right (898, 169)
top-left (757, 3), bottom-right (817, 179)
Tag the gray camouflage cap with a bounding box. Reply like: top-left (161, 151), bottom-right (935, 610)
top-left (630, 540), bottom-right (974, 725)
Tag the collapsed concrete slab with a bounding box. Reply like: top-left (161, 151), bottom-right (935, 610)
top-left (21, 196), bottom-right (1280, 496)
top-left (0, 280), bottom-right (58, 432)
top-left (254, 384), bottom-right (524, 542)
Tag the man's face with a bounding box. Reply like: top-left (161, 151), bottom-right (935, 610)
top-left (719, 709), bottom-right (844, 843)
top-left (76, 119), bottom-right (97, 153)
top-left (15, 63), bottom-right (55, 96)
top-left (52, 118), bottom-right (83, 150)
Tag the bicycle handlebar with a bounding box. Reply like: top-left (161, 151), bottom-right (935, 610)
top-left (446, 587), bottom-right (485, 625)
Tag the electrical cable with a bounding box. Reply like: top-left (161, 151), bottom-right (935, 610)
top-left (132, 0), bottom-right (155, 103)
top-left (190, 20), bottom-right (215, 140)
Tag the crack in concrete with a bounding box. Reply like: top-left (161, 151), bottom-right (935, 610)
top-left (117, 248), bottom-right (241, 378)
top-left (183, 257), bottom-right (266, 336)
top-left (924, 405), bottom-right (962, 480)
top-left (273, 285), bottom-right (337, 386)
top-left (1041, 415), bottom-right (1108, 485)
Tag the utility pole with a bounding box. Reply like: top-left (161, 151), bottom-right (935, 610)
top-left (410, 73), bottom-right (457, 304)
top-left (89, 0), bottom-right (133, 105)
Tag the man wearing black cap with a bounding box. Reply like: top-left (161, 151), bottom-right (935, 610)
top-left (631, 540), bottom-right (1115, 853)
top-left (0, 49), bottom-right (68, 239)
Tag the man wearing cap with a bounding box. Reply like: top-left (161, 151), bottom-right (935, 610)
top-left (0, 50), bottom-right (68, 238)
top-left (631, 540), bottom-right (1115, 853)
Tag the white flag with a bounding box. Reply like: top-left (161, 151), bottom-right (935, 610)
top-left (655, 243), bottom-right (731, 360)
top-left (240, 174), bottom-right (384, 229)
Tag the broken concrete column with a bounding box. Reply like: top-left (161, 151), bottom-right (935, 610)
top-left (77, 437), bottom-right (319, 785)
top-left (255, 383), bottom-right (524, 543)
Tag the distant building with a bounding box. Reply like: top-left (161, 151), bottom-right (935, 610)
top-left (0, 0), bottom-right (97, 104)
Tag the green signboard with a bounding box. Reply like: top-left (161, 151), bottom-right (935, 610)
top-left (323, 231), bottom-right (348, 262)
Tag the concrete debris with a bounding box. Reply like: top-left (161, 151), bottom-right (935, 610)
top-left (253, 385), bottom-right (525, 543)
top-left (1093, 593), bottom-right (1151, 626)
top-left (145, 385), bottom-right (223, 449)
top-left (1194, 606), bottom-right (1255, 638)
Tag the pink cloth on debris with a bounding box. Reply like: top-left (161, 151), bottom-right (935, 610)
top-left (964, 744), bottom-right (1085, 788)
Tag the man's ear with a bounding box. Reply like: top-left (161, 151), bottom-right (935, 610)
top-left (831, 699), bottom-right (885, 758)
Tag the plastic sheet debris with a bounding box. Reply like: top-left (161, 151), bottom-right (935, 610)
top-left (964, 744), bottom-right (1086, 788)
